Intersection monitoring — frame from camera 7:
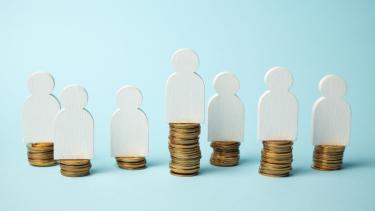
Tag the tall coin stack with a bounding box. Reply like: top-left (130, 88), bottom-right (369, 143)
top-left (59, 159), bottom-right (92, 177)
top-left (259, 140), bottom-right (293, 177)
top-left (168, 123), bottom-right (201, 176)
top-left (210, 141), bottom-right (240, 167)
top-left (27, 143), bottom-right (56, 167)
top-left (116, 157), bottom-right (147, 170)
top-left (312, 145), bottom-right (345, 171)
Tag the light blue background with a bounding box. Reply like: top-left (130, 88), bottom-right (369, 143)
top-left (1, 0), bottom-right (374, 210)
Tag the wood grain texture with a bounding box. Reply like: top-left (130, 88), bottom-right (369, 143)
top-left (22, 72), bottom-right (60, 143)
top-left (208, 72), bottom-right (245, 142)
top-left (166, 48), bottom-right (205, 123)
top-left (111, 86), bottom-right (149, 157)
top-left (312, 75), bottom-right (351, 146)
top-left (54, 85), bottom-right (94, 159)
top-left (257, 67), bottom-right (299, 141)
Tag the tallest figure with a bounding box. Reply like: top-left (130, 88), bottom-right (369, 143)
top-left (166, 48), bottom-right (205, 176)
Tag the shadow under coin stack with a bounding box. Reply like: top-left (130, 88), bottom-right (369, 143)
top-left (210, 141), bottom-right (240, 167)
top-left (59, 160), bottom-right (92, 177)
top-left (259, 141), bottom-right (293, 177)
top-left (312, 145), bottom-right (345, 171)
top-left (168, 123), bottom-right (201, 176)
top-left (116, 157), bottom-right (146, 170)
top-left (27, 143), bottom-right (56, 167)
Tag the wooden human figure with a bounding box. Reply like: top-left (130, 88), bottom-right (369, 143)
top-left (258, 67), bottom-right (298, 140)
top-left (22, 72), bottom-right (60, 167)
top-left (257, 67), bottom-right (298, 177)
top-left (208, 72), bottom-right (245, 167)
top-left (111, 86), bottom-right (149, 170)
top-left (166, 48), bottom-right (204, 123)
top-left (313, 75), bottom-right (351, 146)
top-left (166, 48), bottom-right (204, 176)
top-left (54, 85), bottom-right (94, 177)
top-left (312, 75), bottom-right (351, 170)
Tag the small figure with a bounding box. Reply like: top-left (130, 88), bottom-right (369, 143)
top-left (312, 75), bottom-right (351, 171)
top-left (257, 67), bottom-right (298, 140)
top-left (54, 85), bottom-right (94, 177)
top-left (111, 86), bottom-right (149, 170)
top-left (257, 67), bottom-right (298, 177)
top-left (208, 72), bottom-right (245, 167)
top-left (22, 72), bottom-right (60, 167)
top-left (166, 48), bottom-right (205, 176)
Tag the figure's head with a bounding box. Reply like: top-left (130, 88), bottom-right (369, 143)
top-left (319, 75), bottom-right (347, 98)
top-left (60, 85), bottom-right (88, 109)
top-left (117, 85), bottom-right (142, 110)
top-left (171, 48), bottom-right (199, 73)
top-left (28, 72), bottom-right (55, 95)
top-left (265, 67), bottom-right (293, 91)
top-left (214, 72), bottom-right (240, 95)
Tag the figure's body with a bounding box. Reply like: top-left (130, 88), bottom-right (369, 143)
top-left (166, 48), bottom-right (204, 123)
top-left (257, 67), bottom-right (298, 141)
top-left (23, 72), bottom-right (60, 143)
top-left (313, 75), bottom-right (351, 146)
top-left (208, 72), bottom-right (245, 142)
top-left (54, 85), bottom-right (94, 159)
top-left (111, 86), bottom-right (149, 157)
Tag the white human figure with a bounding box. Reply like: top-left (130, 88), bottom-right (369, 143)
top-left (313, 75), bottom-right (351, 146)
top-left (54, 85), bottom-right (94, 159)
top-left (208, 72), bottom-right (245, 142)
top-left (166, 48), bottom-right (205, 123)
top-left (22, 72), bottom-right (60, 143)
top-left (257, 67), bottom-right (299, 141)
top-left (111, 86), bottom-right (149, 157)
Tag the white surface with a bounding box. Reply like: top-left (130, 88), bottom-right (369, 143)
top-left (22, 72), bottom-right (60, 143)
top-left (257, 67), bottom-right (299, 141)
top-left (111, 86), bottom-right (149, 157)
top-left (312, 75), bottom-right (351, 146)
top-left (166, 48), bottom-right (205, 123)
top-left (54, 85), bottom-right (94, 159)
top-left (208, 72), bottom-right (245, 142)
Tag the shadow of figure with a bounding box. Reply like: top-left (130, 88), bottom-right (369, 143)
top-left (146, 158), bottom-right (165, 169)
top-left (343, 159), bottom-right (375, 170)
top-left (199, 156), bottom-right (257, 176)
top-left (290, 166), bottom-right (312, 177)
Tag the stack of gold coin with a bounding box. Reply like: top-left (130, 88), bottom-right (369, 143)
top-left (169, 123), bottom-right (201, 176)
top-left (27, 143), bottom-right (56, 167)
top-left (259, 140), bottom-right (293, 177)
top-left (312, 145), bottom-right (345, 171)
top-left (210, 141), bottom-right (240, 167)
top-left (116, 157), bottom-right (147, 170)
top-left (59, 159), bottom-right (91, 177)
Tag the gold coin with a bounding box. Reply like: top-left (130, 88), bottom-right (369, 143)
top-left (312, 145), bottom-right (345, 171)
top-left (259, 140), bottom-right (293, 177)
top-left (60, 159), bottom-right (90, 165)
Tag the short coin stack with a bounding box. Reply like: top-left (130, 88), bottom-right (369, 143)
top-left (210, 141), bottom-right (240, 167)
top-left (59, 160), bottom-right (91, 177)
top-left (168, 123), bottom-right (201, 176)
top-left (27, 143), bottom-right (56, 167)
top-left (312, 145), bottom-right (345, 171)
top-left (259, 140), bottom-right (293, 177)
top-left (116, 157), bottom-right (147, 170)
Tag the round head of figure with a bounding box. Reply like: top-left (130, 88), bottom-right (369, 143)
top-left (60, 85), bottom-right (88, 109)
top-left (28, 72), bottom-right (55, 95)
top-left (319, 75), bottom-right (347, 98)
top-left (117, 86), bottom-right (142, 110)
top-left (171, 48), bottom-right (199, 73)
top-left (265, 67), bottom-right (293, 91)
top-left (214, 72), bottom-right (240, 95)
